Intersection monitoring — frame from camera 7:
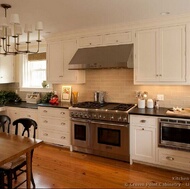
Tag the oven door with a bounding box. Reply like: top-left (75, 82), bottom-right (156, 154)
top-left (90, 121), bottom-right (129, 156)
top-left (159, 122), bottom-right (190, 150)
top-left (71, 118), bottom-right (91, 148)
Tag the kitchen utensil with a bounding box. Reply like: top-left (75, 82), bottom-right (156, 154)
top-left (94, 91), bottom-right (105, 104)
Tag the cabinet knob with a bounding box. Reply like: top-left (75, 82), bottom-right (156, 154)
top-left (43, 110), bottom-right (48, 113)
top-left (61, 136), bottom-right (66, 139)
top-left (61, 122), bottom-right (66, 125)
top-left (166, 156), bottom-right (174, 161)
top-left (142, 128), bottom-right (144, 130)
top-left (60, 112), bottom-right (65, 115)
top-left (140, 120), bottom-right (146, 123)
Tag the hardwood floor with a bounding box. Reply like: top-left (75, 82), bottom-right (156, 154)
top-left (18, 143), bottom-right (190, 188)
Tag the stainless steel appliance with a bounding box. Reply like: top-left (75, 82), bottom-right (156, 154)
top-left (94, 91), bottom-right (105, 104)
top-left (159, 118), bottom-right (190, 151)
top-left (69, 102), bottom-right (136, 162)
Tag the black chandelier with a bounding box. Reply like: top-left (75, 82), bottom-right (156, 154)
top-left (0, 4), bottom-right (43, 55)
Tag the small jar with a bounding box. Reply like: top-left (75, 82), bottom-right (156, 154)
top-left (147, 99), bottom-right (154, 108)
top-left (138, 99), bottom-right (145, 108)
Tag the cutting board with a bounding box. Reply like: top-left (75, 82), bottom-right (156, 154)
top-left (166, 108), bottom-right (190, 117)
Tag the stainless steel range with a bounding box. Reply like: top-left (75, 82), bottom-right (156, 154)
top-left (69, 102), bottom-right (136, 162)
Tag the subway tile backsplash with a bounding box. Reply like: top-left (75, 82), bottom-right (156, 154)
top-left (53, 69), bottom-right (190, 108)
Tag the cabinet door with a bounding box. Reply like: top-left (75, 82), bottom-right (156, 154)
top-left (160, 25), bottom-right (186, 82)
top-left (63, 39), bottom-right (85, 84)
top-left (47, 41), bottom-right (64, 83)
top-left (131, 126), bottom-right (156, 163)
top-left (6, 107), bottom-right (20, 134)
top-left (103, 31), bottom-right (132, 45)
top-left (78, 35), bottom-right (102, 48)
top-left (0, 55), bottom-right (15, 83)
top-left (134, 29), bottom-right (159, 82)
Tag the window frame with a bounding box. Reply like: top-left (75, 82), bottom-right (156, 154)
top-left (19, 53), bottom-right (52, 92)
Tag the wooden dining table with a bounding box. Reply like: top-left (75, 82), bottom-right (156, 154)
top-left (0, 132), bottom-right (43, 189)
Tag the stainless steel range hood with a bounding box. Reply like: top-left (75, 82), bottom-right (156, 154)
top-left (68, 44), bottom-right (133, 70)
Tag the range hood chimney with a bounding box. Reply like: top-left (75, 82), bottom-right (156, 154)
top-left (68, 44), bottom-right (133, 70)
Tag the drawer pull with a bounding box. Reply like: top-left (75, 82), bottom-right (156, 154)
top-left (60, 112), bottom-right (65, 115)
top-left (166, 156), bottom-right (174, 161)
top-left (27, 115), bottom-right (31, 117)
top-left (44, 120), bottom-right (48, 123)
top-left (43, 110), bottom-right (48, 113)
top-left (140, 120), bottom-right (146, 123)
top-left (142, 128), bottom-right (144, 130)
top-left (61, 122), bottom-right (66, 125)
top-left (43, 133), bottom-right (48, 136)
top-left (61, 136), bottom-right (66, 139)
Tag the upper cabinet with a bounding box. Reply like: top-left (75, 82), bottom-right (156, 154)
top-left (0, 55), bottom-right (15, 83)
top-left (47, 40), bottom-right (85, 84)
top-left (78, 35), bottom-right (103, 48)
top-left (103, 31), bottom-right (132, 45)
top-left (78, 31), bottom-right (133, 48)
top-left (134, 24), bottom-right (186, 84)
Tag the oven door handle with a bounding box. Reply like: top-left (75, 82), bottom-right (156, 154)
top-left (90, 120), bottom-right (128, 127)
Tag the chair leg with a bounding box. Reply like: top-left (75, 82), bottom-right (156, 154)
top-left (7, 171), bottom-right (12, 189)
top-left (0, 170), bottom-right (4, 189)
top-left (31, 169), bottom-right (35, 188)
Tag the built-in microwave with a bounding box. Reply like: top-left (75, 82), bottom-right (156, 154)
top-left (159, 118), bottom-right (190, 151)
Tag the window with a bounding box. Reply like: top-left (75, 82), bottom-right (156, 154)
top-left (21, 52), bottom-right (51, 91)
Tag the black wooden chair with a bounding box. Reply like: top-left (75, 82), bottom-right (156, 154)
top-left (0, 115), bottom-right (11, 133)
top-left (0, 118), bottom-right (38, 189)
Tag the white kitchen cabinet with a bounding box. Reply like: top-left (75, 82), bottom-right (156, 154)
top-left (47, 41), bottom-right (64, 83)
top-left (7, 107), bottom-right (38, 137)
top-left (134, 25), bottom-right (186, 84)
top-left (130, 115), bottom-right (157, 164)
top-left (103, 31), bottom-right (132, 45)
top-left (6, 107), bottom-right (20, 134)
top-left (19, 108), bottom-right (38, 138)
top-left (0, 55), bottom-right (15, 83)
top-left (78, 35), bottom-right (102, 48)
top-left (47, 40), bottom-right (85, 84)
top-left (62, 39), bottom-right (85, 84)
top-left (158, 148), bottom-right (190, 172)
top-left (38, 107), bottom-right (71, 147)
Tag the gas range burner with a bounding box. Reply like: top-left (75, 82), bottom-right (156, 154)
top-left (69, 101), bottom-right (136, 123)
top-left (109, 104), bottom-right (135, 111)
top-left (72, 101), bottom-right (107, 109)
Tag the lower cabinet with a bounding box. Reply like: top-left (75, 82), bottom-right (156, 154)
top-left (130, 115), bottom-right (157, 164)
top-left (38, 107), bottom-right (71, 147)
top-left (158, 148), bottom-right (190, 172)
top-left (6, 107), bottom-right (38, 137)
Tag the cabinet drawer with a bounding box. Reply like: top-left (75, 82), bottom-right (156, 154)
top-left (130, 115), bottom-right (156, 127)
top-left (158, 148), bottom-right (190, 171)
top-left (103, 32), bottom-right (132, 45)
top-left (78, 35), bottom-right (102, 48)
top-left (39, 107), bottom-right (69, 118)
top-left (20, 109), bottom-right (38, 120)
top-left (39, 129), bottom-right (70, 146)
top-left (40, 117), bottom-right (70, 133)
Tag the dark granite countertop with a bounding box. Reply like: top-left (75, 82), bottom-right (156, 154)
top-left (5, 101), bottom-right (71, 109)
top-left (38, 102), bottom-right (71, 109)
top-left (129, 107), bottom-right (190, 119)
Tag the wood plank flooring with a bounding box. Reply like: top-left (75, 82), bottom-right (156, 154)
top-left (18, 143), bottom-right (190, 188)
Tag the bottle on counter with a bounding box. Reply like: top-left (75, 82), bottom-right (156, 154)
top-left (155, 100), bottom-right (159, 109)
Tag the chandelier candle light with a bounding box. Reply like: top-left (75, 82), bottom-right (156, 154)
top-left (0, 4), bottom-right (43, 55)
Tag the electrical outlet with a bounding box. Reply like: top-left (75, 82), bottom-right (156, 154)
top-left (157, 94), bottom-right (164, 101)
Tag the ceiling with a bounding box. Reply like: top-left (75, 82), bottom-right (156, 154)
top-left (1, 0), bottom-right (190, 42)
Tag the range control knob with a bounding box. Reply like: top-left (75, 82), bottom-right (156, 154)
top-left (118, 116), bottom-right (122, 121)
top-left (110, 115), bottom-right (114, 120)
top-left (123, 117), bottom-right (127, 122)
